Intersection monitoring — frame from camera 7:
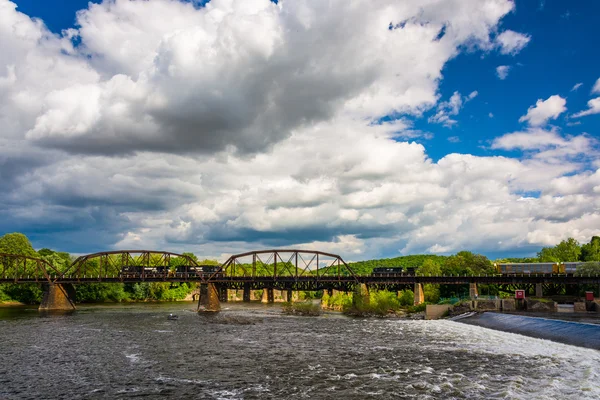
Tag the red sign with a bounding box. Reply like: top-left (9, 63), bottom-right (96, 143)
top-left (515, 290), bottom-right (525, 299)
top-left (586, 292), bottom-right (595, 301)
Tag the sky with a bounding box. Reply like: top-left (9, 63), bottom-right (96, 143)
top-left (1, 0), bottom-right (599, 262)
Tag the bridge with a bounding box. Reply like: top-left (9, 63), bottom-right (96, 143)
top-left (1, 249), bottom-right (599, 311)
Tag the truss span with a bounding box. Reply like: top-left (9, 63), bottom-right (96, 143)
top-left (0, 253), bottom-right (60, 283)
top-left (57, 250), bottom-right (200, 282)
top-left (211, 249), bottom-right (358, 282)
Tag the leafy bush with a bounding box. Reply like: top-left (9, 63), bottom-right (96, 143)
top-left (343, 290), bottom-right (402, 317)
top-left (398, 290), bottom-right (414, 306)
top-left (407, 303), bottom-right (428, 313)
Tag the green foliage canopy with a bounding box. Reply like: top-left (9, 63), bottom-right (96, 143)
top-left (538, 238), bottom-right (581, 262)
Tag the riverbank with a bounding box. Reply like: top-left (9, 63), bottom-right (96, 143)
top-left (455, 311), bottom-right (600, 350)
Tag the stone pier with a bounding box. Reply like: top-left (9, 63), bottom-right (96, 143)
top-left (285, 290), bottom-right (299, 302)
top-left (469, 282), bottom-right (478, 298)
top-left (414, 283), bottom-right (424, 305)
top-left (535, 283), bottom-right (543, 298)
top-left (197, 283), bottom-right (221, 312)
top-left (261, 288), bottom-right (274, 303)
top-left (39, 283), bottom-right (76, 311)
top-left (353, 284), bottom-right (370, 308)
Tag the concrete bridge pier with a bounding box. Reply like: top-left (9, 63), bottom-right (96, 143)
top-left (285, 290), bottom-right (299, 302)
top-left (243, 285), bottom-right (251, 302)
top-left (353, 284), bottom-right (370, 308)
top-left (469, 283), bottom-right (478, 299)
top-left (414, 283), bottom-right (424, 305)
top-left (198, 283), bottom-right (221, 312)
top-left (261, 288), bottom-right (274, 303)
top-left (39, 283), bottom-right (76, 311)
top-left (535, 283), bottom-right (543, 298)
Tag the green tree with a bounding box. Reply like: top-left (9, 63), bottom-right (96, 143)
top-left (442, 251), bottom-right (493, 275)
top-left (538, 238), bottom-right (581, 262)
top-left (0, 233), bottom-right (37, 256)
top-left (38, 248), bottom-right (72, 272)
top-left (574, 262), bottom-right (600, 276)
top-left (418, 259), bottom-right (442, 276)
top-left (581, 236), bottom-right (600, 262)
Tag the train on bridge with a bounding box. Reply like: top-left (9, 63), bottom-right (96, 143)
top-left (119, 265), bottom-right (222, 279)
top-left (493, 262), bottom-right (584, 275)
top-left (371, 267), bottom-right (416, 277)
top-left (369, 262), bottom-right (586, 277)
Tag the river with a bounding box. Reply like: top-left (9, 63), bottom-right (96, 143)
top-left (0, 302), bottom-right (598, 399)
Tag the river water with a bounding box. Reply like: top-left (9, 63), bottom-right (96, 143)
top-left (0, 303), bottom-right (598, 399)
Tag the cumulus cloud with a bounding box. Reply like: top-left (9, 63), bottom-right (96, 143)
top-left (518, 95), bottom-right (567, 126)
top-left (495, 30), bottom-right (531, 55)
top-left (428, 90), bottom-right (477, 127)
top-left (1, 0), bottom-right (599, 260)
top-left (592, 78), bottom-right (600, 94)
top-left (496, 65), bottom-right (510, 79)
top-left (572, 97), bottom-right (600, 118)
top-left (1, 0), bottom-right (516, 156)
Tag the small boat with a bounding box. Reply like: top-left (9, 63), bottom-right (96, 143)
top-left (168, 313), bottom-right (179, 320)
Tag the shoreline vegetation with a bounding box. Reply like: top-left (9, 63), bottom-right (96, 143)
top-left (1, 232), bottom-right (600, 308)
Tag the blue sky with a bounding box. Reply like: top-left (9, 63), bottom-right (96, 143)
top-left (1, 0), bottom-right (599, 260)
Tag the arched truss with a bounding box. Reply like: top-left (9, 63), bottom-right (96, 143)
top-left (210, 249), bottom-right (358, 282)
top-left (0, 253), bottom-right (60, 283)
top-left (57, 250), bottom-right (199, 282)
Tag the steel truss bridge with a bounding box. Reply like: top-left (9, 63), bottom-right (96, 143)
top-left (1, 250), bottom-right (599, 291)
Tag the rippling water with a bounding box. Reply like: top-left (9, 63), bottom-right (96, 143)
top-left (0, 303), bottom-right (598, 399)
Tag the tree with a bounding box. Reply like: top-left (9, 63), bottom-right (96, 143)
top-left (418, 259), bottom-right (442, 276)
top-left (538, 238), bottom-right (581, 262)
top-left (581, 236), bottom-right (600, 262)
top-left (38, 248), bottom-right (72, 272)
top-left (442, 251), bottom-right (493, 275)
top-left (0, 233), bottom-right (37, 257)
top-left (574, 262), bottom-right (600, 276)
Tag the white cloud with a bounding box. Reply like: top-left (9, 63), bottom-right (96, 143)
top-left (571, 82), bottom-right (583, 91)
top-left (496, 65), bottom-right (510, 79)
top-left (428, 90), bottom-right (477, 127)
top-left (592, 78), bottom-right (600, 95)
top-left (1, 0), bottom-right (515, 155)
top-left (447, 136), bottom-right (460, 143)
top-left (1, 0), bottom-right (599, 260)
top-left (495, 30), bottom-right (531, 55)
top-left (518, 95), bottom-right (567, 126)
top-left (572, 97), bottom-right (600, 118)
top-left (489, 112), bottom-right (494, 118)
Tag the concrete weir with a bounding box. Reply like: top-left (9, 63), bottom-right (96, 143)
top-left (39, 283), bottom-right (76, 311)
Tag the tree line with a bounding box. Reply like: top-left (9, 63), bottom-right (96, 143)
top-left (1, 232), bottom-right (599, 304)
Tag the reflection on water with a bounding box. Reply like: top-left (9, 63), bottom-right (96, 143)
top-left (0, 302), bottom-right (598, 399)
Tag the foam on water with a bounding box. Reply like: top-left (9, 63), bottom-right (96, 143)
top-left (0, 303), bottom-right (598, 399)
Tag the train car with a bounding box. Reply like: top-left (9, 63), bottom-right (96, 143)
top-left (175, 265), bottom-right (200, 277)
top-left (119, 266), bottom-right (153, 278)
top-left (563, 262), bottom-right (584, 275)
top-left (372, 267), bottom-right (402, 276)
top-left (494, 262), bottom-right (560, 274)
top-left (199, 265), bottom-right (223, 278)
top-left (371, 267), bottom-right (416, 277)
